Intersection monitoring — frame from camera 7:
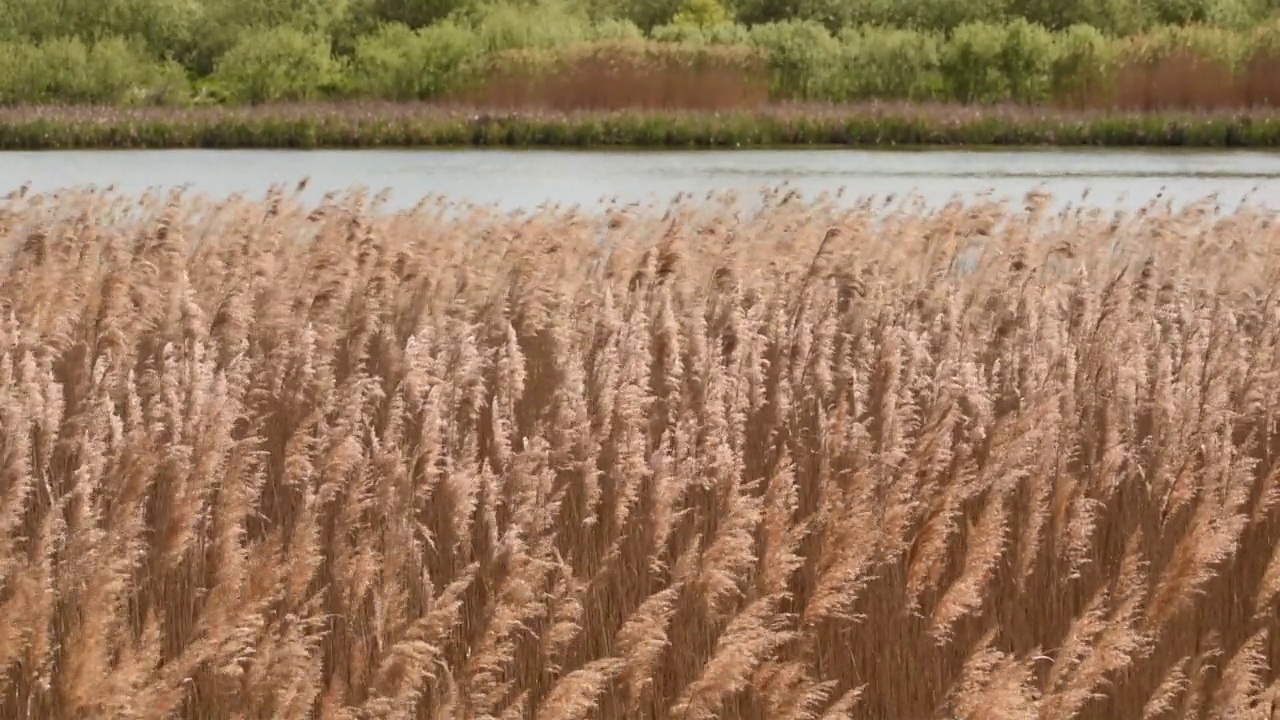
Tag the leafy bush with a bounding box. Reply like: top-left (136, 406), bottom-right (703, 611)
top-left (905, 0), bottom-right (1014, 32)
top-left (590, 17), bottom-right (646, 39)
top-left (999, 18), bottom-right (1058, 102)
top-left (208, 27), bottom-right (341, 103)
top-left (1051, 23), bottom-right (1115, 105)
top-left (351, 21), bottom-right (481, 100)
top-left (748, 19), bottom-right (840, 99)
top-left (671, 0), bottom-right (733, 26)
top-left (1009, 0), bottom-right (1152, 34)
top-left (0, 36), bottom-right (189, 104)
top-left (180, 0), bottom-right (349, 73)
top-left (1149, 0), bottom-right (1263, 28)
top-left (339, 0), bottom-right (469, 34)
top-left (941, 21), bottom-right (1012, 102)
top-left (467, 0), bottom-right (595, 51)
top-left (832, 26), bottom-right (943, 100)
top-left (1122, 22), bottom-right (1250, 69)
top-left (650, 20), bottom-right (749, 42)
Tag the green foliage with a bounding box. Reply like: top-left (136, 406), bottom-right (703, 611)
top-left (0, 0), bottom-right (202, 49)
top-left (934, 19), bottom-right (1063, 104)
top-left (941, 22), bottom-right (1011, 101)
top-left (829, 0), bottom-right (1013, 33)
top-left (998, 18), bottom-right (1058, 101)
top-left (672, 0), bottom-right (733, 27)
top-left (180, 0), bottom-right (348, 73)
top-left (2, 0), bottom-right (1280, 108)
top-left (748, 19), bottom-right (840, 98)
top-left (1009, 0), bottom-right (1151, 34)
top-left (208, 27), bottom-right (340, 103)
top-left (340, 0), bottom-right (469, 33)
top-left (350, 21), bottom-right (482, 99)
top-left (1150, 0), bottom-right (1265, 28)
top-left (730, 0), bottom-right (869, 29)
top-left (466, 0), bottom-right (595, 51)
top-left (830, 26), bottom-right (943, 100)
top-left (1051, 23), bottom-right (1115, 104)
top-left (1250, 15), bottom-right (1280, 53)
top-left (593, 17), bottom-right (647, 39)
top-left (615, 0), bottom-right (684, 31)
top-left (651, 20), bottom-right (749, 41)
top-left (1124, 22), bottom-right (1251, 67)
top-left (0, 36), bottom-right (189, 104)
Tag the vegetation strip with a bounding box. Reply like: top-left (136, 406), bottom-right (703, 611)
top-left (6, 104), bottom-right (1280, 149)
top-left (8, 10), bottom-right (1280, 110)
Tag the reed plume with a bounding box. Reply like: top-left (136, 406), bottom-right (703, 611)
top-left (0, 185), bottom-right (1277, 719)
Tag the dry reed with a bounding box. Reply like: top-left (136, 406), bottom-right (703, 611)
top-left (1, 183), bottom-right (1279, 719)
top-left (447, 44), bottom-right (771, 112)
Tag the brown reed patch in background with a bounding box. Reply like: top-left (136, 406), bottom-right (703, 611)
top-left (1242, 53), bottom-right (1280, 107)
top-left (449, 42), bottom-right (1280, 113)
top-left (450, 45), bottom-right (771, 111)
top-left (1105, 52), bottom-right (1245, 110)
top-left (1, 185), bottom-right (1280, 718)
top-left (1072, 51), bottom-right (1280, 110)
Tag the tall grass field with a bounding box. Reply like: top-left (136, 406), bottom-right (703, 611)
top-left (1, 184), bottom-right (1280, 718)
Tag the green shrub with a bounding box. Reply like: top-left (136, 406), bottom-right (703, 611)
top-left (180, 0), bottom-right (348, 74)
top-left (1009, 0), bottom-right (1152, 34)
top-left (590, 17), bottom-right (646, 39)
top-left (1051, 23), bottom-right (1115, 105)
top-left (209, 27), bottom-right (341, 103)
top-left (1249, 16), bottom-right (1280, 56)
top-left (906, 0), bottom-right (1013, 32)
top-left (833, 26), bottom-right (943, 100)
top-left (748, 19), bottom-right (840, 99)
top-left (942, 21), bottom-right (1011, 102)
top-left (1123, 22), bottom-right (1250, 68)
top-left (999, 18), bottom-right (1058, 102)
top-left (650, 20), bottom-right (748, 42)
top-left (1148, 0), bottom-right (1265, 28)
top-left (649, 22), bottom-right (708, 41)
top-left (351, 21), bottom-right (482, 100)
top-left (467, 0), bottom-right (594, 51)
top-left (731, 0), bottom-right (866, 31)
top-left (0, 36), bottom-right (189, 104)
top-left (671, 0), bottom-right (733, 26)
top-left (339, 0), bottom-right (469, 34)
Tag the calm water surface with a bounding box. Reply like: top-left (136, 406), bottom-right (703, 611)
top-left (4, 147), bottom-right (1280, 211)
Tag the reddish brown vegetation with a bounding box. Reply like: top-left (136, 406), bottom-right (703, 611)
top-left (1092, 53), bottom-right (1280, 110)
top-left (449, 46), bottom-right (771, 111)
top-left (451, 44), bottom-right (1280, 112)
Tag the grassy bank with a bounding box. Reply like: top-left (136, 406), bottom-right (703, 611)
top-left (6, 103), bottom-right (1280, 149)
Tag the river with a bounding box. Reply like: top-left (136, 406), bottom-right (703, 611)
top-left (4, 147), bottom-right (1280, 211)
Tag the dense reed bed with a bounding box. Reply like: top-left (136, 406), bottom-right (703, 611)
top-left (8, 102), bottom-right (1280, 149)
top-left (2, 183), bottom-right (1280, 719)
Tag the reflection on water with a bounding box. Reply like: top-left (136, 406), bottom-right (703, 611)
top-left (3, 147), bottom-right (1280, 212)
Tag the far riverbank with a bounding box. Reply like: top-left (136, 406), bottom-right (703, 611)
top-left (6, 103), bottom-right (1280, 150)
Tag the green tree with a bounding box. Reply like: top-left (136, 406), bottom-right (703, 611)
top-left (186, 0), bottom-right (348, 73)
top-left (350, 21), bottom-right (480, 99)
top-left (941, 21), bottom-right (1011, 102)
top-left (0, 36), bottom-right (187, 104)
top-left (208, 26), bottom-right (340, 103)
top-left (672, 0), bottom-right (733, 26)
